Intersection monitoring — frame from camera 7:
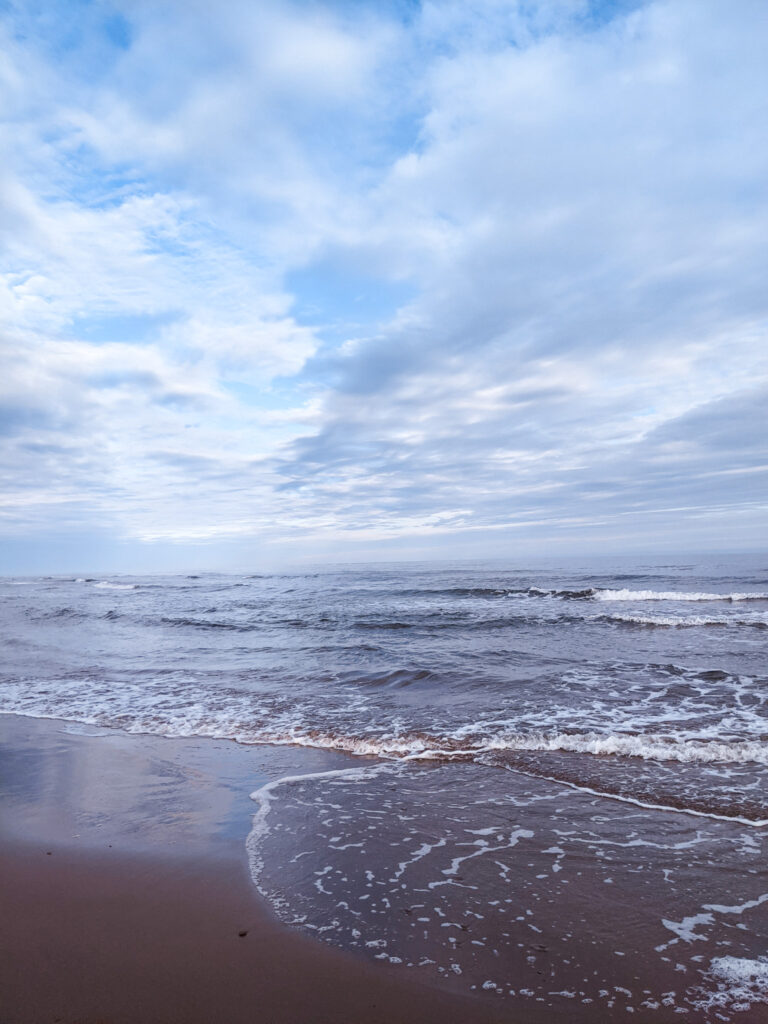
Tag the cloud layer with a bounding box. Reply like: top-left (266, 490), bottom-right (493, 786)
top-left (1, 0), bottom-right (766, 569)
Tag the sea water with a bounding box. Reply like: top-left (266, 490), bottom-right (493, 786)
top-left (1, 555), bottom-right (766, 1018)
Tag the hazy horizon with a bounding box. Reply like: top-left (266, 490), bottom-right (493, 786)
top-left (3, 548), bottom-right (766, 578)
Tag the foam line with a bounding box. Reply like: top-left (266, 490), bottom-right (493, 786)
top-left (246, 763), bottom-right (394, 887)
top-left (595, 589), bottom-right (768, 602)
top-left (498, 764), bottom-right (768, 827)
top-left (602, 612), bottom-right (767, 628)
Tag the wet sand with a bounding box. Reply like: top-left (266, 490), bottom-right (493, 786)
top-left (0, 715), bottom-right (540, 1024)
top-left (2, 714), bottom-right (766, 1024)
top-left (0, 839), bottom-right (525, 1024)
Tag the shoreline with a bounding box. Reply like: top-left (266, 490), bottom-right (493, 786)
top-left (0, 713), bottom-right (541, 1024)
top-left (3, 712), bottom-right (766, 1023)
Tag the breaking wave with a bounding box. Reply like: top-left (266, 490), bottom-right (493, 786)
top-left (159, 616), bottom-right (254, 632)
top-left (1, 677), bottom-right (765, 770)
top-left (261, 727), bottom-right (768, 769)
top-left (521, 588), bottom-right (768, 603)
top-left (601, 612), bottom-right (768, 629)
top-left (594, 589), bottom-right (768, 602)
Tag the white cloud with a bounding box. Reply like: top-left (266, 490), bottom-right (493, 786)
top-left (0, 0), bottom-right (766, 566)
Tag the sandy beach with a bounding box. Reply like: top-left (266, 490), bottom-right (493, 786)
top-left (0, 714), bottom-right (553, 1024)
top-left (2, 711), bottom-right (768, 1023)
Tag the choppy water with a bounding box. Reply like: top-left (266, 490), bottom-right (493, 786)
top-left (1, 556), bottom-right (767, 1018)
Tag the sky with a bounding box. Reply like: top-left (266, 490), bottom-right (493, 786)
top-left (0, 0), bottom-right (766, 572)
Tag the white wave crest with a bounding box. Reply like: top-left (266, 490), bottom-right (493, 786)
top-left (260, 726), bottom-right (768, 768)
top-left (93, 581), bottom-right (136, 590)
top-left (604, 612), bottom-right (767, 628)
top-left (479, 730), bottom-right (768, 765)
top-left (596, 589), bottom-right (768, 602)
top-left (2, 685), bottom-right (766, 769)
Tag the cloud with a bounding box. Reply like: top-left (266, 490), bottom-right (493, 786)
top-left (0, 0), bottom-right (766, 567)
top-left (269, 0), bottom-right (768, 549)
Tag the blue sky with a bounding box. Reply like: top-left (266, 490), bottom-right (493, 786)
top-left (0, 0), bottom-right (766, 572)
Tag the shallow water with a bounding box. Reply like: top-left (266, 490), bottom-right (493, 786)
top-left (1, 555), bottom-right (766, 1017)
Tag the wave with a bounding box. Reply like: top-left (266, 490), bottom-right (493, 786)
top-left (39, 607), bottom-right (86, 621)
top-left (594, 589), bottom-right (768, 602)
top-left (523, 587), bottom-right (768, 603)
top-left (6, 689), bottom-right (763, 767)
top-left (369, 729), bottom-right (768, 768)
top-left (396, 586), bottom-right (531, 599)
top-left (516, 587), bottom-right (768, 603)
top-left (346, 667), bottom-right (439, 688)
top-left (93, 581), bottom-right (136, 590)
top-left (472, 730), bottom-right (768, 765)
top-left (393, 586), bottom-right (596, 600)
top-left (252, 733), bottom-right (768, 826)
top-left (3, 691), bottom-right (765, 825)
top-left (354, 620), bottom-right (414, 630)
top-left (159, 616), bottom-right (254, 632)
top-left (600, 612), bottom-right (768, 629)
top-left (527, 587), bottom-right (596, 599)
top-left (493, 764), bottom-right (768, 827)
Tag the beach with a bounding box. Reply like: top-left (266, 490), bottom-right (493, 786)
top-left (2, 713), bottom-right (766, 1024)
top-left (0, 714), bottom-right (527, 1024)
top-left (1, 562), bottom-right (767, 1021)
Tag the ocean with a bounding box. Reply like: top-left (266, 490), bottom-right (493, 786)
top-left (1, 555), bottom-right (766, 1018)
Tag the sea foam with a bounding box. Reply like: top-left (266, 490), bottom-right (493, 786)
top-left (602, 611), bottom-right (768, 628)
top-left (691, 956), bottom-right (768, 1014)
top-left (595, 589), bottom-right (768, 602)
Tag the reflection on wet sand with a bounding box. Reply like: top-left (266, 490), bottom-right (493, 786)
top-left (0, 714), bottom-right (351, 854)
